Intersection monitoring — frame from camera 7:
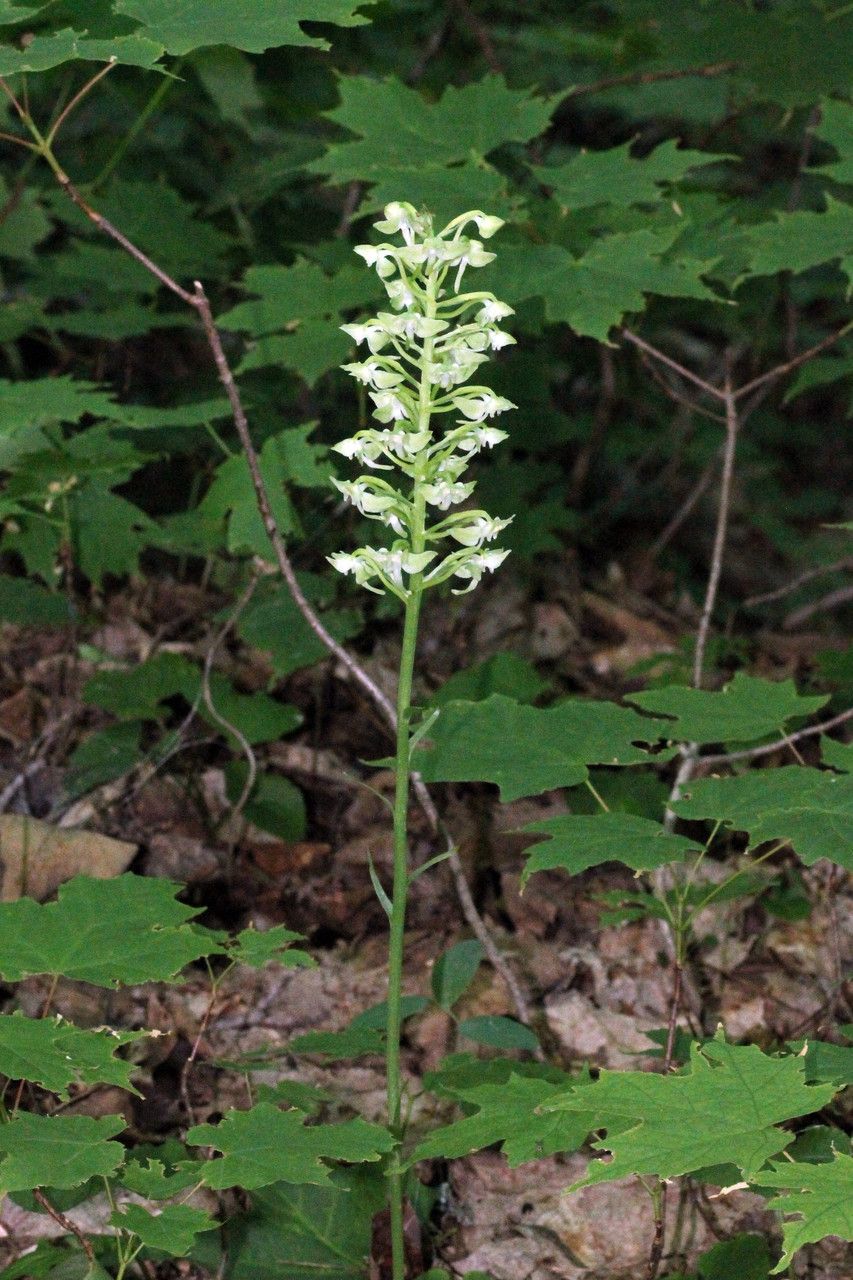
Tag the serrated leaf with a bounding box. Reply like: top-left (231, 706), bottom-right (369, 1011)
top-left (413, 694), bottom-right (669, 801)
top-left (289, 1026), bottom-right (385, 1060)
top-left (308, 74), bottom-right (550, 223)
top-left (762, 1152), bottom-right (853, 1273)
top-left (0, 378), bottom-right (118, 432)
top-left (238, 583), bottom-right (361, 678)
top-left (0, 28), bottom-right (164, 74)
top-left (546, 1035), bottom-right (837, 1187)
top-left (521, 813), bottom-right (700, 883)
top-left (697, 1234), bottom-right (772, 1280)
top-left (111, 1203), bottom-right (216, 1255)
top-left (219, 261), bottom-right (380, 385)
top-left (66, 720), bottom-right (142, 798)
top-left (741, 197), bottom-right (853, 286)
top-left (431, 940), bottom-right (483, 1012)
top-left (0, 874), bottom-right (221, 987)
top-left (627, 674), bottom-right (828, 745)
top-left (821, 736), bottom-right (853, 773)
top-left (0, 577), bottom-right (71, 627)
top-left (536, 140), bottom-right (726, 212)
top-left (0, 1014), bottom-right (143, 1097)
top-left (458, 1016), bottom-right (539, 1052)
top-left (674, 766), bottom-right (853, 869)
top-left (191, 1167), bottom-right (385, 1280)
top-left (0, 1113), bottom-right (125, 1192)
top-left (188, 1103), bottom-right (394, 1189)
top-left (226, 926), bottom-right (314, 971)
top-left (119, 1157), bottom-right (200, 1200)
top-left (429, 653), bottom-right (548, 709)
top-left (70, 485), bottom-right (158, 586)
top-left (411, 1073), bottom-right (592, 1167)
top-left (115, 0), bottom-right (381, 54)
top-left (489, 228), bottom-right (720, 341)
top-left (813, 98), bottom-right (853, 187)
top-left (313, 73), bottom-right (551, 176)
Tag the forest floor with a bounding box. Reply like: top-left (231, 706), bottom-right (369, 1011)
top-left (0, 561), bottom-right (850, 1279)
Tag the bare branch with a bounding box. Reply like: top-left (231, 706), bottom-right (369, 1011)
top-left (32, 1189), bottom-right (95, 1266)
top-left (452, 0), bottom-right (503, 74)
top-left (563, 61), bottom-right (737, 102)
top-left (700, 705), bottom-right (853, 768)
top-left (744, 556), bottom-right (853, 608)
top-left (693, 377), bottom-right (739, 688)
top-left (783, 582), bottom-right (853, 631)
top-left (621, 329), bottom-right (724, 401)
top-left (734, 319), bottom-right (853, 402)
top-left (45, 59), bottom-right (118, 147)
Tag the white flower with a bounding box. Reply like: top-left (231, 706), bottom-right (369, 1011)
top-left (328, 551), bottom-right (363, 577)
top-left (449, 515), bottom-right (513, 547)
top-left (373, 547), bottom-right (436, 588)
top-left (332, 433), bottom-right (387, 468)
top-left (470, 212), bottom-right (505, 239)
top-left (371, 390), bottom-right (409, 422)
top-left (455, 425), bottom-right (509, 453)
top-left (333, 478), bottom-right (401, 516)
top-left (487, 329), bottom-right (515, 351)
top-left (378, 428), bottom-right (432, 459)
top-left (340, 321), bottom-right (391, 353)
top-left (450, 548), bottom-right (510, 592)
top-left (374, 201), bottom-right (430, 245)
top-left (385, 278), bottom-right (416, 310)
top-left (453, 392), bottom-right (516, 421)
top-left (477, 299), bottom-right (515, 325)
top-left (422, 479), bottom-right (475, 509)
top-left (353, 245), bottom-right (396, 278)
top-left (341, 359), bottom-right (381, 384)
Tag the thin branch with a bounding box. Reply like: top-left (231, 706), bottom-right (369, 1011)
top-left (0, 129), bottom-right (37, 151)
top-left (733, 319), bottom-right (853, 402)
top-left (563, 61), bottom-right (737, 102)
top-left (693, 377), bottom-right (738, 689)
top-left (32, 1189), bottom-right (95, 1266)
top-left (637, 347), bottom-right (726, 423)
top-left (744, 556), bottom-right (853, 608)
top-left (45, 59), bottom-right (117, 148)
top-left (58, 172), bottom-right (196, 303)
top-left (649, 449), bottom-right (720, 560)
top-left (698, 705), bottom-right (853, 767)
top-left (621, 329), bottom-right (723, 401)
top-left (452, 0), bottom-right (503, 74)
top-left (783, 583), bottom-right (853, 630)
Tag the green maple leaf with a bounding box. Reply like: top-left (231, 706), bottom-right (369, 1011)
top-left (413, 694), bottom-right (670, 801)
top-left (111, 1204), bottom-right (217, 1255)
top-left (535, 140), bottom-right (726, 212)
top-left (308, 74), bottom-right (550, 223)
top-left (0, 377), bottom-right (118, 432)
top-left (114, 0), bottom-right (381, 53)
top-left (225, 926), bottom-right (314, 971)
top-left (0, 1014), bottom-right (144, 1098)
top-left (218, 260), bottom-right (380, 385)
top-left (0, 28), bottom-right (164, 74)
top-left (521, 813), bottom-right (701, 883)
top-left (762, 1152), bottom-right (853, 1273)
top-left (489, 228), bottom-right (720, 341)
top-left (411, 1073), bottom-right (593, 1167)
top-left (188, 1103), bottom-right (394, 1189)
top-left (0, 874), bottom-right (222, 987)
top-left (812, 98), bottom-right (853, 187)
top-left (674, 766), bottom-right (853, 869)
top-left (741, 197), bottom-right (853, 286)
top-left (627, 673), bottom-right (828, 745)
top-left (544, 1036), bottom-right (837, 1188)
top-left (0, 1113), bottom-right (125, 1192)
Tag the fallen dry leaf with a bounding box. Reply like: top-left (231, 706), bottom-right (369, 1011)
top-left (0, 813), bottom-right (136, 901)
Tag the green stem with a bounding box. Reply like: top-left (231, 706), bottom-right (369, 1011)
top-left (386, 274), bottom-right (437, 1280)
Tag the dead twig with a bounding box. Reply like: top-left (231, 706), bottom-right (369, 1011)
top-left (699, 706), bottom-right (853, 769)
top-left (32, 1189), bottom-right (95, 1266)
top-left (744, 556), bottom-right (853, 608)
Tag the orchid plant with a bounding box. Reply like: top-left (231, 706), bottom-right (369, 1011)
top-left (330, 201), bottom-right (515, 1279)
